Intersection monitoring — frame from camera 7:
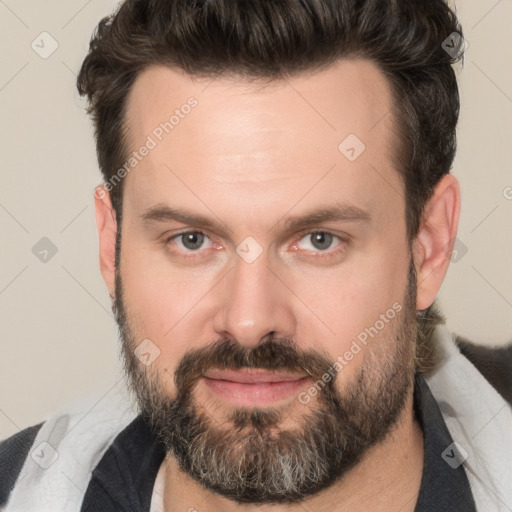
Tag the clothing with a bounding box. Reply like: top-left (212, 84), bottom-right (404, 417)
top-left (1, 324), bottom-right (511, 511)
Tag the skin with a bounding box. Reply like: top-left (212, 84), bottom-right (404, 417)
top-left (94, 58), bottom-right (460, 511)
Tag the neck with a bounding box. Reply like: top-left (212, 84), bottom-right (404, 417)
top-left (161, 393), bottom-right (424, 512)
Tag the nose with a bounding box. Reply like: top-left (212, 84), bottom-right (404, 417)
top-left (212, 252), bottom-right (296, 348)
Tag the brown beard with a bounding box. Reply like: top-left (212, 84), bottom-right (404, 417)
top-left (113, 258), bottom-right (418, 504)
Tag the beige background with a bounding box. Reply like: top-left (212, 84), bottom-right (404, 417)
top-left (0, 1), bottom-right (511, 440)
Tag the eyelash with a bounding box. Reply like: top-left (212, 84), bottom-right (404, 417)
top-left (164, 229), bottom-right (349, 259)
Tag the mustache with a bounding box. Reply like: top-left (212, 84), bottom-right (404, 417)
top-left (173, 337), bottom-right (337, 399)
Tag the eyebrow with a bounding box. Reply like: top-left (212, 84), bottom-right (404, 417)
top-left (139, 202), bottom-right (372, 235)
top-left (140, 204), bottom-right (230, 234)
top-left (275, 203), bottom-right (372, 233)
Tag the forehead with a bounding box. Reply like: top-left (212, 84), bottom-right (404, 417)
top-left (122, 58), bottom-right (402, 228)
top-left (125, 58), bottom-right (395, 150)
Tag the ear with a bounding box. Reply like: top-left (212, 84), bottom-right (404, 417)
top-left (94, 185), bottom-right (118, 298)
top-left (412, 174), bottom-right (461, 311)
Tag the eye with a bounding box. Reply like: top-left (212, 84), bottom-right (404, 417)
top-left (293, 231), bottom-right (345, 253)
top-left (167, 231), bottom-right (214, 253)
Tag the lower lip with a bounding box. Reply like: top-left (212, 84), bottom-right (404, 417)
top-left (201, 376), bottom-right (311, 407)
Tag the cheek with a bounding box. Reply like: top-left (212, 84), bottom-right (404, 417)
top-left (117, 239), bottom-right (198, 380)
top-left (119, 230), bottom-right (218, 335)
top-left (289, 250), bottom-right (410, 372)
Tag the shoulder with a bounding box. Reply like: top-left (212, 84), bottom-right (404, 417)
top-left (0, 422), bottom-right (45, 507)
top-left (0, 386), bottom-right (138, 510)
top-left (454, 333), bottom-right (512, 406)
top-left (425, 325), bottom-right (512, 509)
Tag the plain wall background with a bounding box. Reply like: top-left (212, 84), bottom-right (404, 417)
top-left (1, 0), bottom-right (511, 440)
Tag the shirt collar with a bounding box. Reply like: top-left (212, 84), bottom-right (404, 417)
top-left (413, 371), bottom-right (477, 512)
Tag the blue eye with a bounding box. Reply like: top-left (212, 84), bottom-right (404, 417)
top-left (168, 231), bottom-right (213, 252)
top-left (296, 232), bottom-right (343, 252)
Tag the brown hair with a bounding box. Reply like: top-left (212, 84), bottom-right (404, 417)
top-left (77, 0), bottom-right (463, 373)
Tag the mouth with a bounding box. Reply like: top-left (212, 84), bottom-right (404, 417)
top-left (201, 368), bottom-right (311, 407)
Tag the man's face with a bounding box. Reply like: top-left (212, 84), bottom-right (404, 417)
top-left (113, 59), bottom-right (418, 502)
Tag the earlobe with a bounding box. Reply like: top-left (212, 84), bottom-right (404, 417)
top-left (414, 174), bottom-right (461, 311)
top-left (94, 185), bottom-right (118, 297)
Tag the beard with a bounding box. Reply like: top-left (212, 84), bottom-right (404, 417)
top-left (112, 257), bottom-right (419, 505)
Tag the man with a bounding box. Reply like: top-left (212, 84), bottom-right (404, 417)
top-left (1, 0), bottom-right (511, 511)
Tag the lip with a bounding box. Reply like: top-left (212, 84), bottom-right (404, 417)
top-left (203, 368), bottom-right (308, 384)
top-left (201, 369), bottom-right (310, 407)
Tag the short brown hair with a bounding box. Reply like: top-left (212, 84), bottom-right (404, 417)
top-left (77, 0), bottom-right (463, 242)
top-left (77, 0), bottom-right (463, 373)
